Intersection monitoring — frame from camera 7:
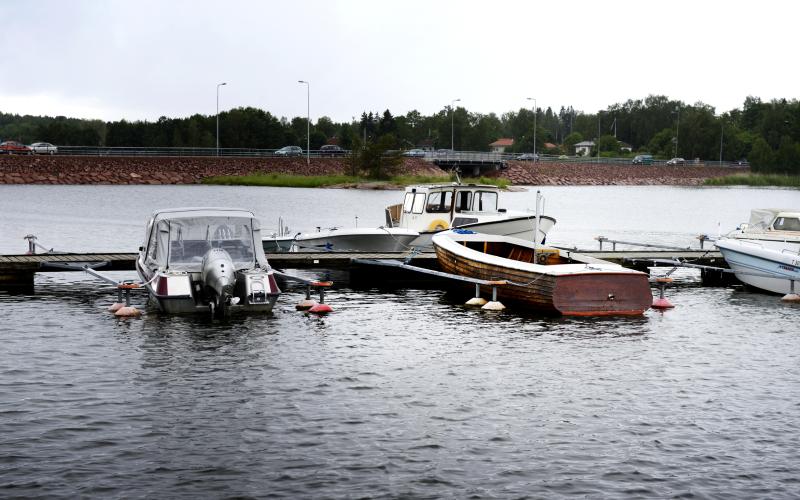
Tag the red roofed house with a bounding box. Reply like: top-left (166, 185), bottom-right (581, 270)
top-left (489, 138), bottom-right (514, 153)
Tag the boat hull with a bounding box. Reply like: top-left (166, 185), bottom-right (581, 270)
top-left (716, 238), bottom-right (800, 294)
top-left (434, 233), bottom-right (652, 316)
top-left (410, 215), bottom-right (556, 249)
top-left (136, 259), bottom-right (279, 314)
top-left (291, 228), bottom-right (420, 252)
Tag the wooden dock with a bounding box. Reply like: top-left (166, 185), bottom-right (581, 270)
top-left (0, 249), bottom-right (726, 288)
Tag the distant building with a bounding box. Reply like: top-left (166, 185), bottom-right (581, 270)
top-left (489, 138), bottom-right (514, 153)
top-left (619, 141), bottom-right (633, 152)
top-left (574, 140), bottom-right (595, 156)
top-left (544, 142), bottom-right (558, 150)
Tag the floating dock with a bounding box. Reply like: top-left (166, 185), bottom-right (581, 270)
top-left (0, 249), bottom-right (728, 288)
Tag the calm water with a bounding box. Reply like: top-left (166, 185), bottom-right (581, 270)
top-left (1, 185), bottom-right (799, 498)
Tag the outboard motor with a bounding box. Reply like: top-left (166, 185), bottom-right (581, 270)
top-left (201, 248), bottom-right (237, 316)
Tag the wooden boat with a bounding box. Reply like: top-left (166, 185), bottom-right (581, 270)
top-left (432, 231), bottom-right (653, 316)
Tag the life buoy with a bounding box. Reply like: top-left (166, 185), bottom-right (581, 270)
top-left (427, 219), bottom-right (450, 231)
top-left (537, 253), bottom-right (549, 265)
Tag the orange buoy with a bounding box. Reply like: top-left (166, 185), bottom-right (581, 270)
top-left (308, 303), bottom-right (333, 314)
top-left (296, 299), bottom-right (317, 310)
top-left (114, 306), bottom-right (141, 317)
top-left (652, 276), bottom-right (675, 309)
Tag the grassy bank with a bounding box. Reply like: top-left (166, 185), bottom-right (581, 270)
top-left (202, 172), bottom-right (509, 189)
top-left (704, 173), bottom-right (800, 188)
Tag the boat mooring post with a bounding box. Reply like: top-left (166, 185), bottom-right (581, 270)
top-left (481, 281), bottom-right (506, 311)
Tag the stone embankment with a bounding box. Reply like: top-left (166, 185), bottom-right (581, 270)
top-left (0, 155), bottom-right (746, 186)
top-left (502, 161), bottom-right (747, 186)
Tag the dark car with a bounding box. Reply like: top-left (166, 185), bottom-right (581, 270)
top-left (0, 141), bottom-right (33, 155)
top-left (274, 146), bottom-right (303, 157)
top-left (516, 153), bottom-right (539, 162)
top-left (632, 154), bottom-right (654, 165)
top-left (320, 145), bottom-right (347, 157)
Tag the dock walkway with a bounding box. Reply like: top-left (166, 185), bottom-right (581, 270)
top-left (0, 249), bottom-right (725, 288)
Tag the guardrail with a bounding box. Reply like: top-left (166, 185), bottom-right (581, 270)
top-left (54, 146), bottom-right (352, 158)
top-left (25, 146), bottom-right (750, 168)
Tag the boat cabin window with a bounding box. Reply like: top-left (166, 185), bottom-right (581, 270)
top-left (426, 191), bottom-right (453, 213)
top-left (472, 191), bottom-right (498, 212)
top-left (454, 190), bottom-right (472, 213)
top-left (403, 192), bottom-right (426, 214)
top-left (773, 216), bottom-right (800, 231)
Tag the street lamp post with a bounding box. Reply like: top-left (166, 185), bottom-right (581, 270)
top-left (450, 98), bottom-right (461, 151)
top-left (298, 80), bottom-right (310, 165)
top-left (674, 106), bottom-right (680, 157)
top-left (719, 118), bottom-right (724, 164)
top-left (216, 82), bottom-right (226, 156)
top-left (527, 97), bottom-right (537, 158)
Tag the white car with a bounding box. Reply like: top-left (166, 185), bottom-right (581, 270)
top-left (666, 157), bottom-right (685, 165)
top-left (30, 142), bottom-right (58, 155)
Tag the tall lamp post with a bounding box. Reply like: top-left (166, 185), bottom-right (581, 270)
top-left (527, 97), bottom-right (537, 158)
top-left (298, 80), bottom-right (310, 165)
top-left (674, 106), bottom-right (680, 157)
top-left (450, 98), bottom-right (461, 151)
top-left (216, 82), bottom-right (226, 156)
top-left (719, 118), bottom-right (724, 164)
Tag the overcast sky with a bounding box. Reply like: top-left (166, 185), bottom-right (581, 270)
top-left (1, 0), bottom-right (797, 123)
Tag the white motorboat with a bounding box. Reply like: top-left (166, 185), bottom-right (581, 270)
top-left (291, 226), bottom-right (420, 252)
top-left (136, 208), bottom-right (281, 316)
top-left (264, 183), bottom-right (555, 254)
top-left (715, 209), bottom-right (800, 294)
top-left (388, 183), bottom-right (556, 249)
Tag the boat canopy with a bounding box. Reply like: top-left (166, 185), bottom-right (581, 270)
top-left (143, 208), bottom-right (269, 272)
top-left (745, 209), bottom-right (800, 232)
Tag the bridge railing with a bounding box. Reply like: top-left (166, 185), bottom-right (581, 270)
top-left (38, 146), bottom-right (750, 168)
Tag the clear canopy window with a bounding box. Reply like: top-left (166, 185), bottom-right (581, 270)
top-left (148, 216), bottom-right (256, 271)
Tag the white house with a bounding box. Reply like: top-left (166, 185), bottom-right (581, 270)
top-left (574, 140), bottom-right (595, 156)
top-left (489, 138), bottom-right (514, 153)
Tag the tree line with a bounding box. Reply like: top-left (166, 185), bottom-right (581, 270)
top-left (1, 95), bottom-right (798, 174)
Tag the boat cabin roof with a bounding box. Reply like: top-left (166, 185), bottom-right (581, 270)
top-left (150, 207), bottom-right (258, 222)
top-left (405, 183), bottom-right (499, 193)
top-left (746, 208), bottom-right (800, 231)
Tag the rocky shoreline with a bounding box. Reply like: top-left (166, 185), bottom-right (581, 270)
top-left (0, 155), bottom-right (746, 186)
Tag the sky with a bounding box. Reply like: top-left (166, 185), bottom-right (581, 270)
top-left (1, 0), bottom-right (798, 123)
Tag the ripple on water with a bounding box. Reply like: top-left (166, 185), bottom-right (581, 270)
top-left (1, 267), bottom-right (800, 498)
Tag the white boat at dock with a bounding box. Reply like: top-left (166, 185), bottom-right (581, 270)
top-left (266, 183), bottom-right (556, 253)
top-left (715, 209), bottom-right (800, 295)
top-left (387, 183), bottom-right (556, 249)
top-left (136, 207), bottom-right (281, 316)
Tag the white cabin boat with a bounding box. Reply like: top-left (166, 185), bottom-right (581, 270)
top-left (136, 208), bottom-right (280, 316)
top-left (386, 183), bottom-right (556, 249)
top-left (716, 209), bottom-right (800, 294)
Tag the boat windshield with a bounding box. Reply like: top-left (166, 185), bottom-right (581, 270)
top-left (153, 216), bottom-right (256, 271)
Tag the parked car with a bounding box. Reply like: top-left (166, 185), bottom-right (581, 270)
top-left (402, 148), bottom-right (426, 158)
top-left (666, 157), bottom-right (685, 166)
top-left (274, 146), bottom-right (303, 157)
top-left (30, 142), bottom-right (58, 155)
top-left (0, 141), bottom-right (33, 155)
top-left (516, 153), bottom-right (539, 162)
top-left (632, 154), bottom-right (654, 165)
top-left (320, 144), bottom-right (347, 157)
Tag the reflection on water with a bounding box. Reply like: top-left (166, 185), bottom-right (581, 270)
top-left (2, 185), bottom-right (800, 498)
